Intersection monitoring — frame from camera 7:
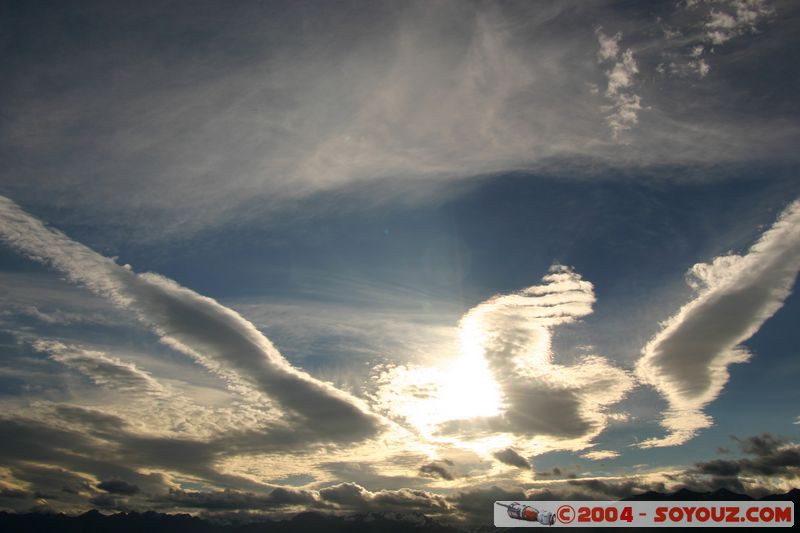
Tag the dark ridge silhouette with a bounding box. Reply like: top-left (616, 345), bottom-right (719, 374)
top-left (623, 487), bottom-right (799, 503)
top-left (624, 487), bottom-right (754, 502)
top-left (0, 509), bottom-right (462, 533)
top-left (0, 489), bottom-right (795, 532)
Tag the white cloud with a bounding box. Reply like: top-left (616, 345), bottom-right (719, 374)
top-left (605, 49), bottom-right (639, 98)
top-left (636, 199), bottom-right (800, 447)
top-left (319, 482), bottom-right (452, 512)
top-left (35, 340), bottom-right (167, 398)
top-left (0, 195), bottom-right (383, 445)
top-left (596, 31), bottom-right (642, 139)
top-left (705, 0), bottom-right (774, 45)
top-left (374, 265), bottom-right (635, 456)
top-left (656, 1), bottom-right (777, 82)
top-left (694, 58), bottom-right (710, 77)
top-left (596, 30), bottom-right (621, 61)
top-left (580, 450), bottom-right (620, 461)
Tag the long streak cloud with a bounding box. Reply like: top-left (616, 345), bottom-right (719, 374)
top-left (636, 199), bottom-right (800, 447)
top-left (0, 195), bottom-right (382, 443)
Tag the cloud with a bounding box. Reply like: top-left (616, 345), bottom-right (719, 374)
top-left (96, 480), bottom-right (140, 495)
top-left (493, 448), bottom-right (531, 469)
top-left (88, 494), bottom-right (123, 509)
top-left (596, 30), bottom-right (621, 61)
top-left (0, 486), bottom-right (29, 500)
top-left (580, 450), bottom-right (620, 461)
top-left (2, 2), bottom-right (797, 238)
top-left (656, 0), bottom-right (774, 82)
top-left (437, 266), bottom-right (634, 450)
top-left (163, 487), bottom-right (318, 510)
top-left (35, 340), bottom-right (167, 398)
top-left (418, 462), bottom-right (454, 481)
top-left (636, 199), bottom-right (800, 447)
top-left (556, 478), bottom-right (667, 500)
top-left (676, 433), bottom-right (799, 495)
top-left (705, 0), bottom-right (774, 45)
top-left (0, 195), bottom-right (383, 446)
top-left (535, 467), bottom-right (563, 477)
top-left (596, 29), bottom-right (642, 139)
top-left (0, 271), bottom-right (128, 330)
top-left (0, 408), bottom-right (305, 500)
top-left (318, 482), bottom-right (451, 512)
top-left (372, 265), bottom-right (634, 458)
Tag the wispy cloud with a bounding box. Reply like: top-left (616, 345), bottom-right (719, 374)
top-left (1, 1), bottom-right (796, 237)
top-left (636, 199), bottom-right (800, 447)
top-left (0, 195), bottom-right (383, 445)
top-left (34, 340), bottom-right (167, 398)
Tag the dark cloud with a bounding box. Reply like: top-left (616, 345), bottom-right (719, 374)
top-left (163, 487), bottom-right (317, 510)
top-left (0, 413), bottom-right (241, 500)
top-left (735, 433), bottom-right (785, 457)
top-left (0, 486), bottom-right (29, 500)
top-left (675, 474), bottom-right (748, 496)
top-left (535, 466), bottom-right (563, 477)
top-left (502, 382), bottom-right (593, 438)
top-left (418, 462), bottom-right (454, 481)
top-left (690, 433), bottom-right (800, 481)
top-left (449, 486), bottom-right (527, 525)
top-left (0, 409), bottom-right (453, 516)
top-left (559, 479), bottom-right (667, 500)
top-left (51, 404), bottom-right (131, 437)
top-left (9, 464), bottom-right (93, 499)
top-left (97, 480), bottom-right (140, 496)
top-left (88, 494), bottom-right (122, 509)
top-left (692, 459), bottom-right (741, 477)
top-left (492, 448), bottom-right (530, 469)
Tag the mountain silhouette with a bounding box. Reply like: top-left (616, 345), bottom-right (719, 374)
top-left (0, 489), bottom-right (796, 532)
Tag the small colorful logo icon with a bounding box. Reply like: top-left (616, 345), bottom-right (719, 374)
top-left (496, 502), bottom-right (556, 525)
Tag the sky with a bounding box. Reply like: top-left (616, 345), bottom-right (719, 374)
top-left (0, 0), bottom-right (799, 527)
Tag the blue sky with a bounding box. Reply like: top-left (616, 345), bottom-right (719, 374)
top-left (1, 0), bottom-right (799, 525)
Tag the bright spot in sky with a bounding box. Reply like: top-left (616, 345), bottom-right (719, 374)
top-left (373, 319), bottom-right (502, 445)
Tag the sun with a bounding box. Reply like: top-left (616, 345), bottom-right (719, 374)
top-left (375, 316), bottom-right (503, 444)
